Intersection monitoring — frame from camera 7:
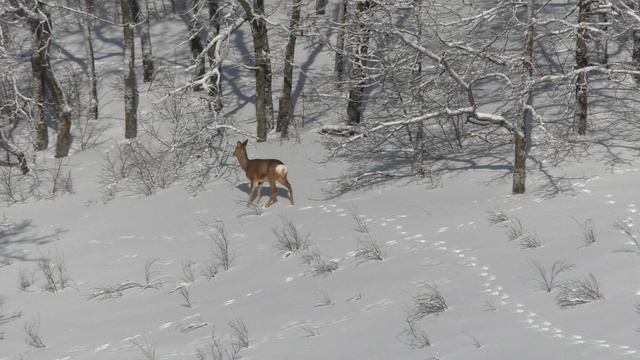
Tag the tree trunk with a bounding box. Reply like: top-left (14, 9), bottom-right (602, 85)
top-left (31, 18), bottom-right (48, 150)
top-left (633, 1), bottom-right (640, 82)
top-left (236, 0), bottom-right (274, 141)
top-left (122, 0), bottom-right (138, 139)
top-left (207, 0), bottom-right (222, 112)
top-left (346, 1), bottom-right (372, 125)
top-left (576, 0), bottom-right (589, 136)
top-left (513, 0), bottom-right (535, 194)
top-left (276, 0), bottom-right (302, 138)
top-left (189, 0), bottom-right (205, 90)
top-left (597, 3), bottom-right (608, 65)
top-left (82, 0), bottom-right (99, 119)
top-left (315, 0), bottom-right (328, 15)
top-left (233, 0), bottom-right (275, 140)
top-left (132, 0), bottom-right (154, 82)
top-left (334, 0), bottom-right (348, 86)
top-left (0, 131), bottom-right (28, 174)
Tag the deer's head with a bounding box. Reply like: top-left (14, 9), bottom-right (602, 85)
top-left (233, 139), bottom-right (248, 159)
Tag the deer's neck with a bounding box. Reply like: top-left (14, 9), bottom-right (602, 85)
top-left (236, 151), bottom-right (250, 173)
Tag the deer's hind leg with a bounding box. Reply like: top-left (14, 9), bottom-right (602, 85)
top-left (278, 177), bottom-right (294, 205)
top-left (247, 180), bottom-right (262, 207)
top-left (265, 178), bottom-right (278, 208)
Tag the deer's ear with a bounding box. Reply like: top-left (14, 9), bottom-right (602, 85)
top-left (242, 139), bottom-right (248, 146)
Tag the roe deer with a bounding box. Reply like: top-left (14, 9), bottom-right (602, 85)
top-left (233, 139), bottom-right (294, 207)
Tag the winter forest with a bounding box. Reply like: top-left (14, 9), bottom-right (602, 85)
top-left (1, 0), bottom-right (640, 359)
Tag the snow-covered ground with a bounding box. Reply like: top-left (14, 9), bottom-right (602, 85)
top-left (2, 4), bottom-right (640, 360)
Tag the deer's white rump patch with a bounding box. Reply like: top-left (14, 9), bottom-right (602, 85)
top-left (275, 164), bottom-right (288, 177)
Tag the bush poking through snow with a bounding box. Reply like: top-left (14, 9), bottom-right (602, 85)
top-left (350, 206), bottom-right (386, 263)
top-left (181, 259), bottom-right (196, 283)
top-left (300, 245), bottom-right (339, 276)
top-left (272, 217), bottom-right (310, 255)
top-left (201, 263), bottom-right (218, 281)
top-left (313, 291), bottom-right (334, 307)
top-left (228, 319), bottom-right (249, 349)
top-left (24, 318), bottom-right (45, 349)
top-left (614, 220), bottom-right (640, 254)
top-left (178, 286), bottom-right (192, 308)
top-left (354, 236), bottom-right (386, 263)
top-left (409, 284), bottom-right (448, 321)
top-left (196, 328), bottom-right (243, 360)
top-left (206, 220), bottom-right (234, 271)
top-left (486, 207), bottom-right (509, 225)
top-left (529, 260), bottom-right (575, 292)
top-left (501, 217), bottom-right (542, 249)
top-left (556, 273), bottom-right (604, 309)
top-left (37, 252), bottom-right (71, 293)
top-left (130, 338), bottom-right (157, 360)
top-left (18, 268), bottom-right (35, 291)
top-left (87, 258), bottom-right (164, 300)
top-left (574, 218), bottom-right (596, 247)
top-left (399, 318), bottom-right (431, 349)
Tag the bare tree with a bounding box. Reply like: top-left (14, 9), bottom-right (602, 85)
top-left (131, 0), bottom-right (155, 82)
top-left (315, 0), bottom-right (329, 15)
top-left (276, 0), bottom-right (302, 138)
top-left (235, 0), bottom-right (274, 141)
top-left (206, 0), bottom-right (222, 112)
top-left (122, 0), bottom-right (138, 138)
top-left (188, 0), bottom-right (206, 89)
top-left (82, 0), bottom-right (99, 119)
top-left (8, 0), bottom-right (73, 157)
top-left (575, 0), bottom-right (590, 136)
top-left (634, 1), bottom-right (640, 82)
top-left (346, 0), bottom-right (374, 125)
top-left (514, 0), bottom-right (535, 194)
top-left (334, 0), bottom-right (349, 85)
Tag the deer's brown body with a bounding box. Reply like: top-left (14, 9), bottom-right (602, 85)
top-left (233, 140), bottom-right (294, 207)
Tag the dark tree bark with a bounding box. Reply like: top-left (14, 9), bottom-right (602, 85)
top-left (236, 0), bottom-right (274, 142)
top-left (10, 1), bottom-right (72, 157)
top-left (207, 0), bottom-right (222, 112)
top-left (576, 0), bottom-right (590, 136)
top-left (188, 0), bottom-right (206, 90)
top-left (122, 0), bottom-right (138, 139)
top-left (131, 0), bottom-right (155, 82)
top-left (315, 0), bottom-right (328, 15)
top-left (334, 0), bottom-right (348, 86)
top-left (633, 1), bottom-right (640, 82)
top-left (346, 1), bottom-right (372, 125)
top-left (31, 16), bottom-right (48, 150)
top-left (513, 0), bottom-right (535, 194)
top-left (82, 0), bottom-right (99, 119)
top-left (276, 0), bottom-right (302, 138)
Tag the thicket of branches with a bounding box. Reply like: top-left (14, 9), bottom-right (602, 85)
top-left (1, 0), bottom-right (640, 202)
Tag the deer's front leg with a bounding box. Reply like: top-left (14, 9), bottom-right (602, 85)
top-left (247, 181), bottom-right (258, 207)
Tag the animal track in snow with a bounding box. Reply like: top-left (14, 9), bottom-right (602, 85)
top-left (416, 216), bottom-right (640, 357)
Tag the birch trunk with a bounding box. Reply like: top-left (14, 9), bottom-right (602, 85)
top-left (189, 0), bottom-right (205, 90)
top-left (346, 0), bottom-right (372, 125)
top-left (334, 0), bottom-right (348, 86)
top-left (137, 0), bottom-right (154, 82)
top-left (315, 0), bottom-right (328, 15)
top-left (513, 0), bottom-right (535, 194)
top-left (236, 0), bottom-right (274, 141)
top-left (122, 0), bottom-right (138, 139)
top-left (31, 18), bottom-right (48, 150)
top-left (276, 0), bottom-right (302, 138)
top-left (633, 1), bottom-right (640, 82)
top-left (576, 0), bottom-right (589, 136)
top-left (207, 0), bottom-right (222, 112)
top-left (82, 0), bottom-right (99, 119)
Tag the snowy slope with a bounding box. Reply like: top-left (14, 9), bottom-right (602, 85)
top-left (2, 4), bottom-right (640, 360)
